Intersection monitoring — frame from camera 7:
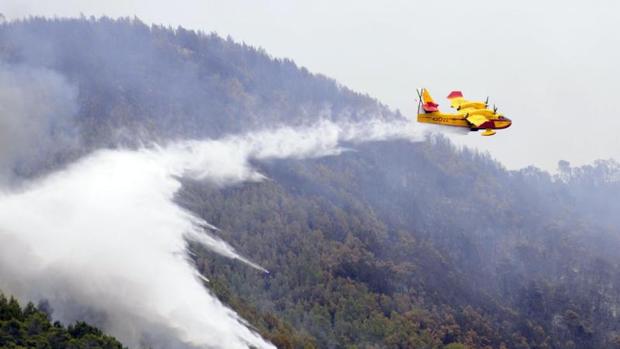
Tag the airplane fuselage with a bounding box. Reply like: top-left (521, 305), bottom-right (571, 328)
top-left (417, 110), bottom-right (512, 131)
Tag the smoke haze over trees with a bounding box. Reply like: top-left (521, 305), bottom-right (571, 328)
top-left (0, 16), bottom-right (619, 349)
top-left (0, 292), bottom-right (125, 348)
top-left (0, 16), bottom-right (391, 148)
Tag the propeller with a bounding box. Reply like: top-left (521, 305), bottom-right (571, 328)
top-left (493, 104), bottom-right (498, 114)
top-left (484, 96), bottom-right (489, 107)
top-left (416, 88), bottom-right (423, 111)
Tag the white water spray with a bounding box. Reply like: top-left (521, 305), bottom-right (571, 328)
top-left (0, 118), bottom-right (421, 348)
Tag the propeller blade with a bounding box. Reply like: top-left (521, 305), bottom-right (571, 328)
top-left (484, 96), bottom-right (489, 106)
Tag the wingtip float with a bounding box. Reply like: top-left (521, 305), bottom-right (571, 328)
top-left (416, 88), bottom-right (512, 136)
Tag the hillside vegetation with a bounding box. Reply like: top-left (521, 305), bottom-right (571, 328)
top-left (185, 139), bottom-right (620, 348)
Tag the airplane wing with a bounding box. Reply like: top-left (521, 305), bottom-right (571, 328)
top-left (466, 114), bottom-right (489, 128)
top-left (447, 91), bottom-right (486, 110)
top-left (450, 99), bottom-right (467, 109)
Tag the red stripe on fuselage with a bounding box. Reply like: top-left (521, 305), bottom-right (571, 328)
top-left (478, 118), bottom-right (512, 130)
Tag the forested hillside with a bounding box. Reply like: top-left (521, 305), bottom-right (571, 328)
top-left (1, 17), bottom-right (619, 349)
top-left (183, 139), bottom-right (620, 348)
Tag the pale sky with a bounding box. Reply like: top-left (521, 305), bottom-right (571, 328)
top-left (4, 0), bottom-right (620, 171)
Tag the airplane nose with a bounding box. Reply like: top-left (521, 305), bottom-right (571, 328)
top-left (497, 117), bottom-right (512, 129)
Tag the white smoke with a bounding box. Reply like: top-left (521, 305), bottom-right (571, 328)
top-left (0, 63), bottom-right (79, 181)
top-left (0, 118), bottom-right (422, 348)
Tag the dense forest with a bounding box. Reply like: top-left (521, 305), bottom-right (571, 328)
top-left (0, 293), bottom-right (125, 348)
top-left (1, 17), bottom-right (619, 349)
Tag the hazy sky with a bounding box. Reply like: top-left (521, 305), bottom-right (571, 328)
top-left (4, 0), bottom-right (620, 170)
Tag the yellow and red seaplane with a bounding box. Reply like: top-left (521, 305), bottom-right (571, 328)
top-left (416, 89), bottom-right (512, 136)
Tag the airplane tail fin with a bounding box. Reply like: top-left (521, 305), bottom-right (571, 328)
top-left (418, 88), bottom-right (439, 113)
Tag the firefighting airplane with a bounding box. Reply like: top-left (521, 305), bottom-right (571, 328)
top-left (416, 88), bottom-right (512, 136)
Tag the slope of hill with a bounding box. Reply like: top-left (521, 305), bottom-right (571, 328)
top-left (1, 17), bottom-right (619, 349)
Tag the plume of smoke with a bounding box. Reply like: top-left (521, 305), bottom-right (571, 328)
top-left (0, 62), bottom-right (79, 182)
top-left (0, 117), bottom-right (422, 348)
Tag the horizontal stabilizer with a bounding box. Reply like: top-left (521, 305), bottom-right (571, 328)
top-left (447, 91), bottom-right (463, 99)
